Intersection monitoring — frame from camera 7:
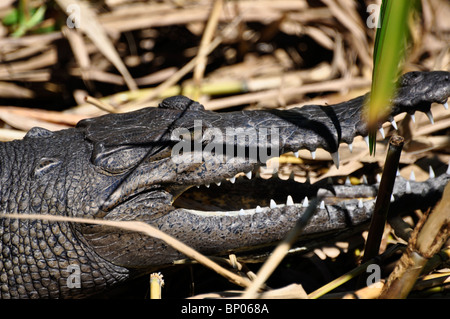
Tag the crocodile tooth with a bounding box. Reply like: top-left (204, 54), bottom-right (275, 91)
top-left (376, 174), bottom-right (381, 183)
top-left (379, 127), bottom-right (385, 139)
top-left (216, 181), bottom-right (222, 186)
top-left (406, 181), bottom-right (411, 194)
top-left (444, 101), bottom-right (449, 110)
top-left (345, 177), bottom-right (351, 185)
top-left (270, 199), bottom-right (277, 209)
top-left (409, 170), bottom-right (416, 181)
top-left (396, 169), bottom-right (400, 177)
top-left (239, 209), bottom-right (245, 215)
top-left (286, 195), bottom-right (294, 206)
top-left (364, 136), bottom-right (370, 147)
top-left (331, 151), bottom-right (340, 169)
top-left (362, 175), bottom-right (368, 184)
top-left (447, 160), bottom-right (450, 175)
top-left (410, 113), bottom-right (416, 123)
top-left (245, 171), bottom-right (252, 179)
top-left (319, 201), bottom-right (325, 209)
top-left (391, 120), bottom-right (398, 130)
top-left (358, 198), bottom-right (363, 209)
top-left (429, 166), bottom-right (435, 179)
top-left (426, 111), bottom-right (434, 124)
top-left (196, 185), bottom-right (200, 188)
top-left (310, 150), bottom-right (316, 159)
top-left (348, 143), bottom-right (353, 153)
top-left (205, 184), bottom-right (210, 188)
top-left (255, 205), bottom-right (262, 213)
top-left (229, 176), bottom-right (236, 184)
top-left (302, 197), bottom-right (309, 207)
top-left (294, 151), bottom-right (299, 158)
top-left (390, 194), bottom-right (395, 202)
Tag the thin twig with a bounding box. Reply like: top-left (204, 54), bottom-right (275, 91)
top-left (84, 96), bottom-right (119, 113)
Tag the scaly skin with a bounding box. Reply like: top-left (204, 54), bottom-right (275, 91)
top-left (0, 71), bottom-right (449, 298)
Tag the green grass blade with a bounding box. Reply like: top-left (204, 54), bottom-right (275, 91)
top-left (367, 0), bottom-right (417, 155)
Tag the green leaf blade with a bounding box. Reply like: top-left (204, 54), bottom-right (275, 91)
top-left (368, 0), bottom-right (417, 155)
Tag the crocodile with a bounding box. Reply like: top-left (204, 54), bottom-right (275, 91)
top-left (0, 71), bottom-right (449, 298)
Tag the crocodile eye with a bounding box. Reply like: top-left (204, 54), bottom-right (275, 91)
top-left (33, 157), bottom-right (62, 178)
top-left (91, 143), bottom-right (149, 174)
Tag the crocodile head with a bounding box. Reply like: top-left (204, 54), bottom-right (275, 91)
top-left (65, 71), bottom-right (449, 267)
top-left (3, 71), bottom-right (448, 298)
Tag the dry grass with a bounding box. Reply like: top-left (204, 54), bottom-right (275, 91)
top-left (0, 0), bottom-right (449, 299)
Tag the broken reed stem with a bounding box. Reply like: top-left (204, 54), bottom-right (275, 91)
top-left (150, 272), bottom-right (164, 299)
top-left (379, 183), bottom-right (450, 299)
top-left (241, 198), bottom-right (319, 299)
top-left (362, 135), bottom-right (404, 263)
